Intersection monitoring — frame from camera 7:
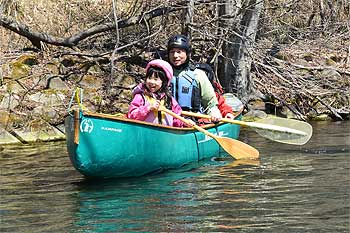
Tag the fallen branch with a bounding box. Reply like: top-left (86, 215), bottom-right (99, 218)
top-left (254, 57), bottom-right (349, 120)
top-left (313, 95), bottom-right (343, 120)
top-left (273, 57), bottom-right (350, 76)
top-left (0, 6), bottom-right (178, 49)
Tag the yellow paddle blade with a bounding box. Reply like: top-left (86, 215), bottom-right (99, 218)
top-left (193, 124), bottom-right (260, 160)
top-left (191, 123), bottom-right (259, 160)
top-left (213, 136), bottom-right (260, 160)
top-left (160, 107), bottom-right (259, 160)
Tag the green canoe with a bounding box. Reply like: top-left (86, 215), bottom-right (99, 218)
top-left (65, 110), bottom-right (241, 178)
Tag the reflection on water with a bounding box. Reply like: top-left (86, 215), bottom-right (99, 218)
top-left (0, 121), bottom-right (349, 232)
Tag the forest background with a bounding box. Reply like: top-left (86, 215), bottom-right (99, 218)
top-left (0, 0), bottom-right (349, 143)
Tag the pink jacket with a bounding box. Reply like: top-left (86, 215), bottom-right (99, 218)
top-left (127, 84), bottom-right (186, 127)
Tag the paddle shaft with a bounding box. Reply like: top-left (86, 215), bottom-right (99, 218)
top-left (181, 110), bottom-right (307, 136)
top-left (161, 109), bottom-right (217, 138)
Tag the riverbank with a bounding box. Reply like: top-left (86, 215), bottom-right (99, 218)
top-left (1, 36), bottom-right (349, 145)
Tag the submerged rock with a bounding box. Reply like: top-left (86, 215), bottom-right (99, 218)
top-left (10, 119), bottom-right (65, 143)
top-left (0, 126), bottom-right (21, 144)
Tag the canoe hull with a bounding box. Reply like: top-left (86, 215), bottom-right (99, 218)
top-left (65, 110), bottom-right (241, 178)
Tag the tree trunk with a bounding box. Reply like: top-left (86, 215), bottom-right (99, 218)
top-left (182, 0), bottom-right (194, 38)
top-left (217, 0), bottom-right (242, 94)
top-left (218, 0), bottom-right (263, 103)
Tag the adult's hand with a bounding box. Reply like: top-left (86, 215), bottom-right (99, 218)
top-left (209, 107), bottom-right (222, 123)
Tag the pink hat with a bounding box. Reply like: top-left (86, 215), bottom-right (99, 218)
top-left (146, 59), bottom-right (173, 86)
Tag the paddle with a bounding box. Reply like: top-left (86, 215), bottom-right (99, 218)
top-left (160, 107), bottom-right (259, 160)
top-left (181, 111), bottom-right (313, 145)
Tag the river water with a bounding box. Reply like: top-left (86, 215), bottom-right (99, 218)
top-left (1, 121), bottom-right (349, 232)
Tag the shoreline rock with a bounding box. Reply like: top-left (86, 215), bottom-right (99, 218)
top-left (0, 123), bottom-right (65, 145)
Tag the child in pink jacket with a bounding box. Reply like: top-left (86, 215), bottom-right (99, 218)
top-left (127, 59), bottom-right (190, 127)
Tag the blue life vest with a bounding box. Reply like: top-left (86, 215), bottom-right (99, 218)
top-left (171, 69), bottom-right (201, 111)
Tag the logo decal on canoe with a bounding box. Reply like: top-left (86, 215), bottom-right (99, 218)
top-left (198, 135), bottom-right (213, 143)
top-left (101, 127), bottom-right (122, 133)
top-left (80, 119), bottom-right (94, 133)
top-left (218, 131), bottom-right (227, 137)
top-left (198, 131), bottom-right (227, 143)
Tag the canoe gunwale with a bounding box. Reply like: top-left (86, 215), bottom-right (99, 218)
top-left (81, 108), bottom-right (243, 132)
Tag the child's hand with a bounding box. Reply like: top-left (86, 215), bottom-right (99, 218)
top-left (186, 119), bottom-right (196, 127)
top-left (149, 100), bottom-right (160, 111)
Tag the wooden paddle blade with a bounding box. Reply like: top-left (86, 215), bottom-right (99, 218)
top-left (215, 136), bottom-right (259, 160)
top-left (191, 124), bottom-right (259, 160)
top-left (256, 117), bottom-right (313, 145)
top-left (160, 107), bottom-right (259, 160)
